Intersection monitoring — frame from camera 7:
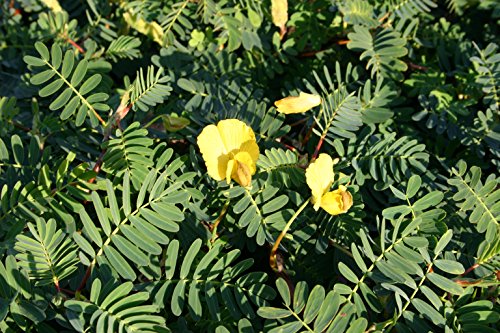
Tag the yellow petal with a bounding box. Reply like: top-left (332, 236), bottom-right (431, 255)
top-left (226, 159), bottom-right (235, 185)
top-left (198, 119), bottom-right (259, 185)
top-left (320, 185), bottom-right (353, 215)
top-left (233, 151), bottom-right (257, 176)
top-left (319, 191), bottom-right (344, 215)
top-left (339, 185), bottom-right (353, 212)
top-left (274, 92), bottom-right (321, 114)
top-left (217, 119), bottom-right (257, 154)
top-left (197, 124), bottom-right (229, 181)
top-left (226, 152), bottom-right (255, 187)
top-left (306, 153), bottom-right (334, 205)
top-left (233, 158), bottom-right (252, 187)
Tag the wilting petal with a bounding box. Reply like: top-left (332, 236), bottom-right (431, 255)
top-left (339, 185), bottom-right (353, 212)
top-left (197, 124), bottom-right (228, 181)
top-left (233, 152), bottom-right (253, 187)
top-left (319, 191), bottom-right (344, 215)
top-left (305, 153), bottom-right (334, 209)
top-left (320, 185), bottom-right (353, 215)
top-left (225, 152), bottom-right (255, 187)
top-left (275, 92), bottom-right (321, 114)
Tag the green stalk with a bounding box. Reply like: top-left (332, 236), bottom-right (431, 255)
top-left (269, 198), bottom-right (310, 272)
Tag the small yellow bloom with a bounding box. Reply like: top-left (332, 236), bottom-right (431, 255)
top-left (274, 92), bottom-right (321, 114)
top-left (305, 154), bottom-right (353, 215)
top-left (197, 119), bottom-right (259, 187)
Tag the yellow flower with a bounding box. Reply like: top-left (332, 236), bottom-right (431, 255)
top-left (274, 92), bottom-right (321, 114)
top-left (305, 153), bottom-right (353, 215)
top-left (197, 119), bottom-right (259, 187)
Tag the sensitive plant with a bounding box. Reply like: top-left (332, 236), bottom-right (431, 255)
top-left (0, 0), bottom-right (499, 333)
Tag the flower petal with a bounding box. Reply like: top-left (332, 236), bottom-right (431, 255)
top-left (232, 151), bottom-right (256, 187)
top-left (339, 185), bottom-right (353, 212)
top-left (320, 185), bottom-right (353, 215)
top-left (197, 124), bottom-right (229, 181)
top-left (274, 92), bottom-right (321, 114)
top-left (217, 119), bottom-right (257, 154)
top-left (319, 191), bottom-right (344, 215)
top-left (306, 153), bottom-right (334, 204)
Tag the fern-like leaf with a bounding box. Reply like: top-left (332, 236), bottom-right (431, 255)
top-left (130, 65), bottom-right (172, 112)
top-left (24, 42), bottom-right (109, 127)
top-left (385, 0), bottom-right (437, 21)
top-left (152, 239), bottom-right (275, 321)
top-left (339, 0), bottom-right (378, 27)
top-left (351, 128), bottom-right (430, 190)
top-left (106, 36), bottom-right (141, 61)
top-left (257, 148), bottom-right (304, 188)
top-left (65, 279), bottom-right (168, 332)
top-left (448, 161), bottom-right (499, 243)
top-left (258, 278), bottom-right (358, 332)
top-left (470, 42), bottom-right (500, 111)
top-left (15, 218), bottom-right (78, 286)
top-left (348, 25), bottom-right (408, 80)
top-left (101, 122), bottom-right (154, 186)
top-left (161, 0), bottom-right (193, 46)
top-left (75, 164), bottom-right (192, 281)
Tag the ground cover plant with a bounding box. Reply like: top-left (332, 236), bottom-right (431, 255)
top-left (0, 0), bottom-right (499, 332)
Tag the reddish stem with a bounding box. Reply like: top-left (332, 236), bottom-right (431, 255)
top-left (282, 142), bottom-right (297, 152)
top-left (301, 122), bottom-right (316, 147)
top-left (76, 265), bottom-right (92, 292)
top-left (408, 62), bottom-right (429, 71)
top-left (461, 263), bottom-right (480, 276)
top-left (60, 287), bottom-right (75, 295)
top-left (66, 38), bottom-right (85, 54)
top-left (311, 135), bottom-right (325, 161)
top-left (54, 280), bottom-right (61, 293)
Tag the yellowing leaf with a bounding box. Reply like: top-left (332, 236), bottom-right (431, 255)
top-left (162, 114), bottom-right (190, 132)
top-left (271, 0), bottom-right (288, 29)
top-left (320, 185), bottom-right (353, 215)
top-left (275, 92), bottom-right (322, 114)
top-left (41, 0), bottom-right (62, 12)
top-left (123, 12), bottom-right (163, 46)
top-left (197, 119), bottom-right (259, 187)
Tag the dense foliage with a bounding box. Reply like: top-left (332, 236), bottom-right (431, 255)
top-left (0, 0), bottom-right (499, 332)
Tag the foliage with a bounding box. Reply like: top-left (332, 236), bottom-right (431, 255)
top-left (0, 0), bottom-right (499, 332)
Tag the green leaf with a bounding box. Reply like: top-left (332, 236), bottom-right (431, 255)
top-left (338, 262), bottom-right (359, 283)
top-left (79, 74), bottom-right (102, 95)
top-left (406, 175), bottom-right (421, 199)
top-left (70, 59), bottom-right (88, 86)
top-left (180, 239), bottom-right (202, 279)
top-left (293, 281), bottom-right (309, 313)
top-left (303, 285), bottom-right (325, 324)
top-left (346, 318), bottom-right (368, 333)
top-left (434, 230), bottom-right (453, 254)
top-left (49, 88), bottom-right (73, 111)
top-left (276, 278), bottom-right (290, 306)
top-left (427, 272), bottom-right (463, 295)
top-left (257, 307), bottom-right (290, 319)
top-left (411, 298), bottom-right (445, 326)
top-left (413, 191), bottom-right (444, 211)
top-left (434, 260), bottom-right (465, 275)
top-left (35, 42), bottom-right (50, 61)
top-left (314, 291), bottom-right (341, 332)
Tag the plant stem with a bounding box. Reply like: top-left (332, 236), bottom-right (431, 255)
top-left (269, 199), bottom-right (310, 272)
top-left (311, 134), bottom-right (325, 161)
top-left (210, 200), bottom-right (230, 244)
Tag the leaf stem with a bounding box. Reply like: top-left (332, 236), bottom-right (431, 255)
top-left (270, 199), bottom-right (310, 272)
